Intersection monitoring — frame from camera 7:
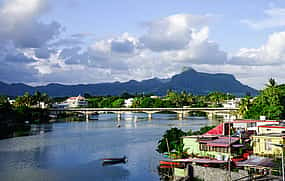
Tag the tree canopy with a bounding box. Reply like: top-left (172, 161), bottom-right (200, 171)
top-left (240, 78), bottom-right (285, 120)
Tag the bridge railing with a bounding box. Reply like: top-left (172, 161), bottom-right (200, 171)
top-left (48, 107), bottom-right (238, 112)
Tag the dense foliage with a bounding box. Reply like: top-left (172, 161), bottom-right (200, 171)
top-left (239, 79), bottom-right (285, 120)
top-left (157, 128), bottom-right (186, 154)
top-left (157, 125), bottom-right (216, 155)
top-left (86, 91), bottom-right (235, 108)
top-left (0, 93), bottom-right (50, 139)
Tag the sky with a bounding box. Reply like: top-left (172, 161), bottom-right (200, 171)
top-left (1, 0), bottom-right (285, 89)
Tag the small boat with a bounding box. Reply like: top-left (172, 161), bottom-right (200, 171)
top-left (101, 156), bottom-right (127, 166)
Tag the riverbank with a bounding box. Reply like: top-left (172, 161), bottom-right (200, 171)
top-left (0, 103), bottom-right (50, 139)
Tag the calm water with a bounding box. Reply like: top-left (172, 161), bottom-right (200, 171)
top-left (0, 113), bottom-right (215, 181)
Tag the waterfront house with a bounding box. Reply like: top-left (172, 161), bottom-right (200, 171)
top-left (235, 155), bottom-right (275, 176)
top-left (65, 95), bottom-right (88, 108)
top-left (251, 133), bottom-right (285, 157)
top-left (232, 120), bottom-right (280, 134)
top-left (207, 120), bottom-right (281, 136)
top-left (257, 124), bottom-right (285, 135)
top-left (183, 135), bottom-right (243, 160)
top-left (54, 95), bottom-right (88, 108)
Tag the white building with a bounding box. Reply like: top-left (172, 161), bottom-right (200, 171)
top-left (64, 95), bottom-right (88, 108)
top-left (222, 98), bottom-right (241, 109)
top-left (124, 98), bottom-right (134, 107)
top-left (53, 95), bottom-right (88, 108)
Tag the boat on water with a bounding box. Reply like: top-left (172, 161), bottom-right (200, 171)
top-left (101, 156), bottom-right (128, 166)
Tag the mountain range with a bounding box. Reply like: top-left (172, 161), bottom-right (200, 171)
top-left (0, 68), bottom-right (258, 97)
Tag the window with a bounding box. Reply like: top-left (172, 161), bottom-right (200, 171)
top-left (265, 139), bottom-right (272, 151)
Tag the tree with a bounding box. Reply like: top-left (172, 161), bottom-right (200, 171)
top-left (266, 78), bottom-right (277, 88)
top-left (33, 91), bottom-right (41, 107)
top-left (0, 96), bottom-right (8, 105)
top-left (157, 128), bottom-right (186, 153)
top-left (112, 98), bottom-right (125, 108)
top-left (238, 96), bottom-right (251, 118)
top-left (244, 79), bottom-right (285, 120)
top-left (140, 97), bottom-right (155, 108)
top-left (14, 92), bottom-right (33, 107)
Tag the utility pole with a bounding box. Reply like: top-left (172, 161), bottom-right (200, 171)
top-left (228, 122), bottom-right (231, 181)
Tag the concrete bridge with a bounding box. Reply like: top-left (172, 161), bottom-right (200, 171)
top-left (49, 107), bottom-right (239, 121)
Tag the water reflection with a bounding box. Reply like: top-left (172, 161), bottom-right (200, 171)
top-left (0, 113), bottom-right (215, 181)
top-left (30, 124), bottom-right (53, 135)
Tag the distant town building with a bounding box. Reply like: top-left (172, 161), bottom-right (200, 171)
top-left (53, 95), bottom-right (88, 108)
top-left (8, 98), bottom-right (15, 105)
top-left (222, 98), bottom-right (241, 109)
top-left (124, 98), bottom-right (134, 108)
top-left (150, 96), bottom-right (160, 99)
top-left (31, 102), bottom-right (48, 109)
top-left (65, 95), bottom-right (88, 108)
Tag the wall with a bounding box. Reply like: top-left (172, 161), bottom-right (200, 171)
top-left (192, 165), bottom-right (248, 181)
top-left (183, 137), bottom-right (231, 159)
top-left (252, 136), bottom-right (284, 156)
top-left (258, 127), bottom-right (285, 134)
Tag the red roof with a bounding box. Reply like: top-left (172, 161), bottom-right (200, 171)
top-left (231, 120), bottom-right (279, 123)
top-left (67, 96), bottom-right (85, 100)
top-left (173, 158), bottom-right (227, 164)
top-left (204, 123), bottom-right (224, 135)
top-left (258, 125), bottom-right (285, 129)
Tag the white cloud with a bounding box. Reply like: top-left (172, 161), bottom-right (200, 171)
top-left (0, 0), bottom-right (61, 48)
top-left (241, 8), bottom-right (285, 29)
top-left (231, 31), bottom-right (285, 65)
top-left (140, 14), bottom-right (210, 51)
top-left (1, 5), bottom-right (285, 91)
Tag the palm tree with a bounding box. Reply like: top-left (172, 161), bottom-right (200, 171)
top-left (33, 91), bottom-right (41, 107)
top-left (238, 97), bottom-right (251, 118)
top-left (266, 78), bottom-right (277, 88)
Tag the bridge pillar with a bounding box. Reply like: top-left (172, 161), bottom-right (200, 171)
top-left (117, 113), bottom-right (121, 121)
top-left (178, 112), bottom-right (183, 120)
top-left (86, 113), bottom-right (89, 122)
top-left (148, 113), bottom-right (152, 120)
top-left (207, 112), bottom-right (215, 120)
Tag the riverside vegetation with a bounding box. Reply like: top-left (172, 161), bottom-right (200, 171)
top-left (0, 91), bottom-right (50, 139)
top-left (1, 78), bottom-right (284, 139)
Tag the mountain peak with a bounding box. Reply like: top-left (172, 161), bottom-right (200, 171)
top-left (0, 70), bottom-right (258, 97)
top-left (181, 66), bottom-right (196, 73)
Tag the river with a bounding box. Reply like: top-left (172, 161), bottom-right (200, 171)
top-left (0, 113), bottom-right (216, 181)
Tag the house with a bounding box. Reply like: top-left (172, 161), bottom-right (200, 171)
top-left (65, 95), bottom-right (88, 108)
top-left (8, 97), bottom-right (15, 105)
top-left (222, 98), bottom-right (241, 109)
top-left (251, 133), bottom-right (285, 156)
top-left (257, 124), bottom-right (285, 135)
top-left (232, 120), bottom-right (280, 135)
top-left (53, 95), bottom-right (88, 108)
top-left (203, 120), bottom-right (280, 137)
top-left (183, 135), bottom-right (243, 160)
top-left (124, 98), bottom-right (134, 107)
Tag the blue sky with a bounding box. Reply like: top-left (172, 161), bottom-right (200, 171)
top-left (1, 0), bottom-right (285, 89)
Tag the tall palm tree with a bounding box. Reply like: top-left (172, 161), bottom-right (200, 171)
top-left (266, 78), bottom-right (277, 88)
top-left (238, 97), bottom-right (251, 118)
